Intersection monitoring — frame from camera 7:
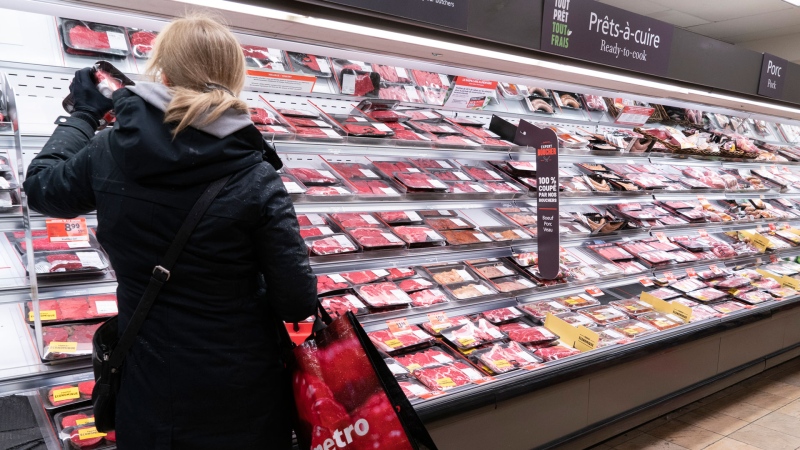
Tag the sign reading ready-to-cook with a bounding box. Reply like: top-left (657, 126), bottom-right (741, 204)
top-left (758, 53), bottom-right (788, 99)
top-left (541, 0), bottom-right (674, 77)
top-left (319, 0), bottom-right (468, 30)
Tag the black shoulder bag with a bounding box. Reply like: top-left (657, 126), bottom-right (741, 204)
top-left (91, 174), bottom-right (231, 432)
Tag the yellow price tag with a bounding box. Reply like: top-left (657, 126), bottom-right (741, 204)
top-left (48, 342), bottom-right (78, 353)
top-left (78, 427), bottom-right (106, 440)
top-left (494, 360), bottom-right (512, 369)
top-left (457, 338), bottom-right (476, 347)
top-left (406, 363), bottom-right (421, 372)
top-left (75, 417), bottom-right (95, 426)
top-left (384, 339), bottom-right (403, 349)
top-left (52, 387), bottom-right (80, 402)
top-left (781, 276), bottom-right (800, 291)
top-left (28, 310), bottom-right (57, 322)
top-left (437, 377), bottom-right (457, 388)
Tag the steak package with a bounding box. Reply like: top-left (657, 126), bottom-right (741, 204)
top-left (394, 346), bottom-right (457, 371)
top-left (128, 28), bottom-right (157, 59)
top-left (285, 168), bottom-right (338, 185)
top-left (444, 281), bottom-right (498, 300)
top-left (520, 300), bottom-right (571, 321)
top-left (346, 227), bottom-right (406, 250)
top-left (409, 288), bottom-right (450, 307)
top-left (491, 276), bottom-right (537, 293)
top-left (285, 52), bottom-right (333, 77)
top-left (426, 217), bottom-right (476, 231)
top-left (317, 274), bottom-right (350, 295)
top-left (40, 322), bottom-right (102, 361)
top-left (470, 260), bottom-right (519, 279)
top-left (441, 319), bottom-right (506, 350)
top-left (397, 277), bottom-right (435, 293)
top-left (54, 406), bottom-right (116, 449)
top-left (367, 326), bottom-right (434, 354)
top-left (394, 172), bottom-right (448, 191)
top-left (299, 226), bottom-right (335, 239)
top-left (502, 324), bottom-right (559, 346)
top-left (306, 234), bottom-right (360, 256)
top-left (473, 342), bottom-right (541, 374)
top-left (414, 365), bottom-right (473, 392)
top-left (481, 307), bottom-right (524, 324)
top-left (440, 230), bottom-right (493, 246)
top-left (392, 226), bottom-right (446, 247)
top-left (533, 344), bottom-right (581, 362)
top-left (40, 379), bottom-right (94, 409)
top-left (378, 211), bottom-right (424, 225)
top-left (386, 267), bottom-right (417, 281)
top-left (354, 282), bottom-right (413, 307)
top-left (25, 294), bottom-right (117, 325)
top-left (328, 162), bottom-right (383, 181)
top-left (578, 305), bottom-right (629, 325)
top-left (281, 174), bottom-right (307, 194)
top-left (425, 265), bottom-right (479, 285)
top-left (609, 299), bottom-right (655, 316)
top-left (320, 294), bottom-right (368, 318)
top-left (340, 269), bottom-right (390, 285)
top-left (637, 312), bottom-right (683, 331)
top-left (34, 251), bottom-right (109, 276)
top-left (60, 19), bottom-right (129, 57)
top-left (242, 45), bottom-right (286, 70)
top-left (330, 213), bottom-right (383, 229)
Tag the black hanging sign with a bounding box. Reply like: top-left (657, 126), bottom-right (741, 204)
top-left (758, 53), bottom-right (788, 99)
top-left (515, 120), bottom-right (560, 280)
top-left (540, 0), bottom-right (674, 77)
top-left (318, 0), bottom-right (469, 30)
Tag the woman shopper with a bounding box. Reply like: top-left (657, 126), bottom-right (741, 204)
top-left (23, 14), bottom-right (316, 449)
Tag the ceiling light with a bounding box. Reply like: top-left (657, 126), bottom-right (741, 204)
top-left (783, 0), bottom-right (800, 6)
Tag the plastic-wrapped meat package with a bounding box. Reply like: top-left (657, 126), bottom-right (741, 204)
top-left (308, 235), bottom-right (359, 256)
top-left (394, 172), bottom-right (448, 191)
top-left (578, 306), bottom-right (629, 325)
top-left (328, 163), bottom-right (381, 180)
top-left (637, 250), bottom-right (675, 266)
top-left (393, 129), bottom-right (432, 142)
top-left (410, 70), bottom-right (450, 88)
top-left (25, 299), bottom-right (63, 323)
top-left (372, 64), bottom-right (413, 83)
top-left (386, 267), bottom-right (416, 280)
top-left (299, 226), bottom-right (334, 239)
top-left (320, 294), bottom-right (367, 318)
top-left (57, 297), bottom-right (91, 321)
top-left (481, 307), bottom-right (524, 324)
top-left (372, 160), bottom-right (420, 176)
top-left (340, 269), bottom-right (388, 285)
top-left (393, 226), bottom-right (446, 246)
top-left (687, 287), bottom-right (728, 303)
top-left (414, 365), bottom-right (472, 391)
top-left (448, 282), bottom-right (497, 299)
top-left (463, 166), bottom-right (505, 181)
top-left (278, 108), bottom-right (319, 118)
top-left (620, 242), bottom-right (657, 254)
top-left (294, 127), bottom-right (343, 139)
top-left (349, 180), bottom-right (399, 196)
top-left (534, 344), bottom-right (581, 362)
top-left (408, 121), bottom-right (459, 134)
top-left (426, 217), bottom-right (475, 231)
top-left (752, 277), bottom-right (782, 290)
top-left (410, 158), bottom-right (456, 170)
top-left (409, 289), bottom-right (449, 307)
top-left (555, 294), bottom-right (600, 310)
top-left (505, 326), bottom-right (558, 346)
top-left (591, 245), bottom-right (634, 261)
top-left (520, 301), bottom-right (571, 321)
top-left (355, 282), bottom-right (413, 307)
top-left (398, 277), bottom-right (435, 293)
top-left (646, 288), bottom-right (682, 300)
top-left (442, 319), bottom-right (505, 350)
top-left (483, 181), bottom-right (525, 194)
top-left (346, 227), bottom-right (406, 249)
top-left (767, 287), bottom-right (798, 298)
top-left (420, 316), bottom-right (470, 336)
top-left (713, 276), bottom-right (751, 289)
top-left (249, 108), bottom-right (278, 125)
top-left (428, 267), bottom-right (476, 285)
top-left (367, 326), bottom-right (434, 353)
top-left (638, 312), bottom-right (683, 331)
top-left (330, 213), bottom-right (382, 229)
top-left (440, 230), bottom-right (493, 246)
top-left (493, 277), bottom-right (536, 293)
top-left (476, 343), bottom-right (525, 374)
top-left (472, 262), bottom-right (517, 279)
top-left (82, 295), bottom-right (118, 319)
top-left (690, 305), bottom-right (719, 322)
top-left (712, 301), bottom-right (748, 314)
top-left (395, 347), bottom-right (456, 371)
top-left (555, 312), bottom-right (597, 328)
top-left (343, 123), bottom-right (394, 137)
top-left (378, 211), bottom-right (423, 225)
top-left (369, 110), bottom-right (409, 122)
top-left (669, 277), bottom-right (708, 293)
top-left (287, 117), bottom-right (331, 128)
top-left (736, 290), bottom-right (773, 305)
top-left (379, 86), bottom-right (421, 102)
top-left (303, 186), bottom-right (352, 198)
top-left (611, 319), bottom-right (659, 338)
top-left (285, 168), bottom-right (338, 185)
top-left (316, 274), bottom-right (349, 294)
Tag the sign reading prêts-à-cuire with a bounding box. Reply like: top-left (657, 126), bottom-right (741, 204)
top-left (758, 53), bottom-right (788, 99)
top-left (541, 0), bottom-right (674, 77)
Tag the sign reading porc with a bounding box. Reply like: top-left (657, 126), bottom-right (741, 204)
top-left (541, 0), bottom-right (674, 77)
top-left (318, 0), bottom-right (469, 31)
top-left (758, 53), bottom-right (788, 99)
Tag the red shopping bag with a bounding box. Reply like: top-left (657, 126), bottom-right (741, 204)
top-left (292, 310), bottom-right (438, 450)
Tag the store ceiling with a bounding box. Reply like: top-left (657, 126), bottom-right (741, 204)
top-left (599, 0), bottom-right (800, 64)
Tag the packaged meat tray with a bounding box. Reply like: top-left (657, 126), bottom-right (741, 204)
top-left (407, 121), bottom-right (462, 135)
top-left (690, 305), bottom-right (719, 322)
top-left (285, 168), bottom-right (338, 185)
top-left (474, 342), bottom-right (541, 374)
top-left (447, 181), bottom-right (492, 195)
top-left (445, 281), bottom-right (498, 300)
top-left (595, 327), bottom-right (628, 348)
top-left (419, 209), bottom-right (459, 217)
top-left (399, 379), bottom-right (432, 400)
top-left (520, 300), bottom-right (571, 321)
top-left (481, 226), bottom-right (533, 242)
top-left (441, 319), bottom-right (506, 350)
top-left (481, 307), bottom-right (524, 324)
top-left (646, 287), bottom-right (682, 300)
top-left (752, 277), bottom-right (782, 290)
top-left (712, 301), bottom-right (748, 314)
top-left (463, 166), bottom-right (506, 182)
top-left (129, 28), bottom-right (157, 59)
top-left (609, 298), bottom-right (655, 316)
top-left (378, 211), bottom-right (423, 225)
top-left (287, 117), bottom-right (332, 128)
top-left (299, 226), bottom-right (335, 239)
top-left (554, 312), bottom-right (597, 328)
top-left (502, 324), bottom-right (559, 346)
top-left (670, 277), bottom-right (708, 293)
top-left (340, 269), bottom-right (389, 285)
top-left (421, 316), bottom-right (470, 336)
top-left (297, 213), bottom-right (327, 227)
top-left (387, 267), bottom-right (417, 281)
top-left (491, 276), bottom-right (537, 293)
top-left (554, 294), bottom-right (601, 310)
top-left (25, 294), bottom-right (117, 325)
top-left (394, 172), bottom-right (448, 191)
top-left (410, 288), bottom-right (450, 307)
top-left (35, 251), bottom-right (109, 275)
top-left (578, 306), bottom-right (630, 325)
top-left (54, 406), bottom-right (117, 450)
top-left (735, 290), bottom-right (773, 305)
top-left (348, 179), bottom-right (401, 196)
top-left (371, 160), bottom-right (420, 177)
top-left (330, 212), bottom-right (382, 229)
top-left (306, 234), bottom-right (359, 256)
top-left (316, 274), bottom-right (350, 295)
top-left (41, 322), bottom-right (101, 360)
top-left (372, 64), bottom-right (414, 84)
top-left (611, 319), bottom-right (659, 338)
top-left (278, 108), bottom-right (319, 118)
top-left (354, 281), bottom-right (413, 307)
top-left (483, 181), bottom-right (527, 196)
top-left (294, 126), bottom-right (344, 141)
top-left (379, 85), bottom-right (424, 103)
top-left (768, 287), bottom-right (799, 299)
top-left (410, 158), bottom-right (458, 170)
top-left (434, 134), bottom-right (482, 149)
top-left (40, 380), bottom-right (94, 409)
top-left (60, 19), bottom-right (130, 57)
top-left (440, 230), bottom-right (493, 246)
top-left (470, 261), bottom-right (519, 279)
top-left (426, 168), bottom-right (475, 182)
top-left (281, 174), bottom-right (307, 194)
top-left (343, 123), bottom-right (395, 137)
top-left (367, 326), bottom-right (434, 353)
top-left (425, 217), bottom-right (475, 231)
top-left (342, 227), bottom-right (404, 250)
top-left (498, 210), bottom-right (538, 227)
top-left (410, 70), bottom-right (451, 89)
top-left (711, 276), bottom-right (752, 290)
top-left (395, 346), bottom-right (456, 371)
top-left (320, 294), bottom-right (367, 318)
top-left (425, 265), bottom-right (479, 286)
top-left (533, 344), bottom-right (581, 362)
top-left (368, 109), bottom-right (409, 122)
top-left (327, 162), bottom-right (382, 180)
top-left (638, 312), bottom-right (683, 331)
top-left (392, 226), bottom-right (446, 247)
top-left (414, 365), bottom-right (473, 392)
top-left (397, 277), bottom-right (435, 293)
top-left (286, 52), bottom-right (333, 77)
top-left (589, 245), bottom-right (635, 262)
top-left (686, 287), bottom-right (729, 303)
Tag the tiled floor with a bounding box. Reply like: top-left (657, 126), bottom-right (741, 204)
top-left (592, 357), bottom-right (800, 450)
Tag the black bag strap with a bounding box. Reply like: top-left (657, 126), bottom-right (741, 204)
top-left (108, 175), bottom-right (232, 368)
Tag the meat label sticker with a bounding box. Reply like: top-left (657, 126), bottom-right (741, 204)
top-left (425, 230), bottom-right (442, 240)
top-left (350, 117), bottom-right (368, 122)
top-left (46, 218), bottom-right (89, 242)
top-left (333, 235), bottom-right (355, 248)
top-left (498, 266), bottom-right (513, 276)
top-left (49, 342), bottom-right (78, 353)
top-left (341, 73), bottom-right (357, 95)
top-left (454, 171), bottom-right (470, 181)
top-left (283, 182), bottom-right (303, 194)
top-left (438, 74), bottom-right (451, 86)
top-left (75, 417), bottom-right (95, 426)
top-left (360, 169), bottom-right (378, 178)
top-left (614, 106), bottom-right (655, 126)
top-left (585, 286), bottom-right (603, 297)
top-left (316, 57), bottom-right (331, 74)
top-left (78, 427), bottom-right (106, 440)
top-left (451, 219), bottom-right (468, 227)
top-left (67, 241), bottom-right (92, 249)
top-left (494, 359), bottom-right (512, 369)
top-left (475, 284), bottom-right (493, 295)
top-left (438, 210), bottom-right (453, 216)
top-left (372, 269), bottom-right (390, 277)
top-left (655, 232), bottom-right (669, 244)
top-left (639, 277), bottom-right (654, 287)
top-left (436, 160), bottom-right (453, 169)
top-left (329, 274), bottom-right (347, 283)
top-left (345, 295), bottom-right (366, 308)
top-left (361, 214), bottom-right (379, 225)
top-left (76, 252), bottom-right (103, 268)
top-left (322, 129), bottom-right (342, 138)
top-left (405, 383), bottom-right (429, 396)
top-left (94, 300), bottom-right (118, 315)
top-left (382, 233), bottom-right (402, 243)
top-left (28, 310), bottom-right (57, 322)
top-left (380, 187), bottom-right (398, 195)
top-left (685, 268), bottom-right (697, 278)
top-left (437, 377), bottom-right (457, 388)
top-left (404, 86), bottom-right (421, 102)
top-left (387, 318), bottom-right (410, 334)
top-left (430, 180), bottom-right (446, 189)
top-left (432, 353), bottom-right (453, 364)
top-left (384, 339), bottom-right (404, 349)
top-left (52, 387), bottom-right (80, 402)
top-left (407, 212), bottom-right (422, 222)
top-left (318, 227), bottom-right (334, 235)
top-left (269, 126), bottom-right (289, 134)
top-left (373, 123), bottom-right (394, 132)
top-left (455, 270), bottom-right (473, 282)
top-left (474, 233), bottom-right (491, 242)
top-left (395, 67), bottom-right (409, 78)
top-left (471, 184), bottom-right (489, 193)
top-left (105, 32), bottom-right (127, 50)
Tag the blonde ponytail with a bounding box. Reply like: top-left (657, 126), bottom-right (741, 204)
top-left (146, 13), bottom-right (248, 136)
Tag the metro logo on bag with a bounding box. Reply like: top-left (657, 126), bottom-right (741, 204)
top-left (293, 312), bottom-right (438, 450)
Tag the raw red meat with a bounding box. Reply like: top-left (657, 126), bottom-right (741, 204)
top-left (69, 426), bottom-right (104, 448)
top-left (464, 166), bottom-right (504, 181)
top-left (393, 130), bottom-right (428, 141)
top-left (398, 278), bottom-right (434, 292)
top-left (19, 238), bottom-right (72, 252)
top-left (293, 54), bottom-right (323, 72)
top-left (410, 70), bottom-right (449, 89)
top-left (387, 267), bottom-right (416, 280)
top-left (43, 326), bottom-right (70, 345)
top-left (12, 230), bottom-right (49, 239)
top-left (61, 413), bottom-right (89, 428)
top-left (241, 44), bottom-right (271, 60)
top-left (462, 127), bottom-right (497, 140)
top-left (78, 380), bottom-right (95, 396)
top-left (378, 211), bottom-right (420, 225)
top-left (331, 213), bottom-right (381, 229)
top-left (329, 163), bottom-right (379, 180)
top-left (506, 327), bottom-right (558, 345)
top-left (395, 347), bottom-right (454, 370)
top-left (105, 431), bottom-right (116, 442)
top-left (368, 326), bottom-right (432, 352)
top-left (317, 275), bottom-right (349, 294)
top-left (481, 307), bottom-right (523, 324)
top-left (484, 181), bottom-right (523, 193)
top-left (130, 30), bottom-right (156, 56)
top-left (46, 254), bottom-right (83, 272)
top-left (415, 365), bottom-right (472, 391)
top-left (344, 124), bottom-right (393, 137)
top-left (58, 297), bottom-right (91, 320)
top-left (72, 323), bottom-right (101, 344)
top-left (372, 64), bottom-right (412, 83)
top-left (478, 344), bottom-right (519, 374)
top-left (409, 121), bottom-right (458, 134)
top-left (86, 294), bottom-right (116, 318)
top-left (349, 180), bottom-right (397, 195)
top-left (347, 228), bottom-right (404, 249)
top-left (278, 108), bottom-right (318, 118)
top-left (340, 270), bottom-right (383, 285)
top-left (534, 345), bottom-right (580, 362)
top-left (309, 236), bottom-right (358, 256)
top-left (68, 25), bottom-right (110, 50)
top-left (26, 299), bottom-right (62, 322)
top-left (410, 289), bottom-right (449, 307)
top-left (395, 172), bottom-right (447, 190)
top-left (286, 168), bottom-right (338, 185)
top-left (370, 110), bottom-right (408, 122)
top-left (372, 161), bottom-right (418, 176)
top-left (295, 127), bottom-right (340, 139)
top-left (393, 226), bottom-right (442, 244)
top-left (356, 282), bottom-right (411, 307)
top-left (249, 108), bottom-right (277, 125)
top-left (288, 117), bottom-right (328, 128)
top-left (48, 385), bottom-right (78, 407)
top-left (297, 214), bottom-right (326, 227)
top-left (299, 227), bottom-right (332, 239)
top-left (305, 186), bottom-right (350, 196)
top-left (379, 86), bottom-right (417, 102)
top-left (321, 295), bottom-right (364, 318)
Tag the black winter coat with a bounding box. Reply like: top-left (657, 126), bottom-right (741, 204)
top-left (24, 84), bottom-right (317, 449)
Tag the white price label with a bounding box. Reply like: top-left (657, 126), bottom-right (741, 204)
top-left (413, 329), bottom-right (430, 339)
top-left (329, 274), bottom-right (347, 283)
top-left (436, 160), bottom-right (453, 169)
top-left (391, 289), bottom-right (410, 302)
top-left (487, 170), bottom-right (503, 180)
top-left (388, 363), bottom-right (407, 375)
top-left (430, 180), bottom-right (446, 189)
top-left (433, 353), bottom-right (453, 364)
top-left (413, 132), bottom-right (431, 141)
top-left (452, 219), bottom-right (468, 227)
top-left (461, 367), bottom-right (484, 381)
top-left (334, 235), bottom-right (354, 247)
top-left (422, 111), bottom-right (439, 119)
top-left (548, 301), bottom-right (564, 309)
top-left (312, 120), bottom-right (331, 128)
top-left (372, 269), bottom-right (390, 277)
top-left (396, 67), bottom-right (409, 78)
top-left (318, 170), bottom-right (335, 178)
top-left (341, 73), bottom-right (356, 95)
top-left (505, 182), bottom-right (521, 191)
top-left (408, 168), bottom-right (421, 173)
top-left (355, 61), bottom-right (371, 72)
top-left (284, 182), bottom-right (303, 194)
top-left (352, 117), bottom-right (368, 122)
top-left (454, 171), bottom-right (470, 181)
top-left (406, 383), bottom-right (429, 395)
top-left (484, 129), bottom-right (500, 138)
top-left (94, 300), bottom-right (118, 315)
top-left (456, 270), bottom-right (473, 281)
top-left (333, 187), bottom-right (349, 194)
top-left (407, 212), bottom-right (422, 221)
top-left (439, 125), bottom-right (457, 133)
top-left (318, 227), bottom-right (334, 235)
top-left (67, 241), bottom-right (91, 249)
top-left (361, 214), bottom-right (379, 225)
top-left (498, 266), bottom-right (513, 275)
top-left (604, 330), bottom-right (626, 339)
top-left (322, 129), bottom-right (342, 138)
top-left (438, 74), bottom-right (451, 86)
top-left (317, 57), bottom-right (331, 74)
top-left (475, 284), bottom-right (493, 295)
top-left (519, 279), bottom-right (535, 287)
top-left (360, 169), bottom-right (378, 178)
top-left (438, 210), bottom-right (453, 216)
top-left (106, 32), bottom-right (127, 50)
top-left (517, 351), bottom-right (537, 363)
top-left (373, 123), bottom-right (393, 132)
top-left (307, 214), bottom-right (325, 225)
top-left (380, 187), bottom-right (399, 195)
top-left (345, 295), bottom-right (366, 308)
top-left (425, 230), bottom-right (442, 240)
top-left (76, 252), bottom-right (103, 268)
top-left (475, 233), bottom-right (491, 242)
top-left (269, 126), bottom-right (288, 133)
top-left (472, 184), bottom-right (489, 193)
top-left (382, 233), bottom-right (402, 243)
top-left (404, 85), bottom-right (420, 101)
top-left (487, 328), bottom-right (503, 338)
top-left (514, 229), bottom-right (529, 238)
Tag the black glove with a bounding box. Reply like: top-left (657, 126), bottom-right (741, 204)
top-left (69, 68), bottom-right (113, 122)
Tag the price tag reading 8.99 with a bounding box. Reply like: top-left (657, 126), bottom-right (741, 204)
top-left (46, 218), bottom-right (89, 242)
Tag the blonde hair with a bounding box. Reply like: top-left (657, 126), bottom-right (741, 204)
top-left (146, 13), bottom-right (248, 136)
